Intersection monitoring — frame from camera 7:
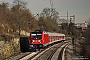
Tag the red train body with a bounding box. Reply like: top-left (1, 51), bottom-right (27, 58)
top-left (29, 30), bottom-right (65, 49)
top-left (20, 30), bottom-right (65, 52)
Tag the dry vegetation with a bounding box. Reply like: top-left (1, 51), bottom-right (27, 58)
top-left (0, 3), bottom-right (38, 36)
top-left (81, 23), bottom-right (90, 59)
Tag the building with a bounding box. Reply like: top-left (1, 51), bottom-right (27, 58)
top-left (75, 23), bottom-right (88, 31)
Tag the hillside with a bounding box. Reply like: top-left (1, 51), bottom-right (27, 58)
top-left (0, 3), bottom-right (39, 59)
top-left (0, 2), bottom-right (61, 37)
top-left (0, 3), bottom-right (39, 36)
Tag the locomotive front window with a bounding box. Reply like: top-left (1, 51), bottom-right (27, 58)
top-left (31, 32), bottom-right (42, 38)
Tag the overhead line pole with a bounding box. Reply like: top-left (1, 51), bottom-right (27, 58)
top-left (67, 11), bottom-right (68, 24)
top-left (58, 12), bottom-right (75, 24)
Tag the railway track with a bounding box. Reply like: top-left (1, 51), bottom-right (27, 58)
top-left (6, 41), bottom-right (69, 60)
top-left (31, 41), bottom-right (69, 60)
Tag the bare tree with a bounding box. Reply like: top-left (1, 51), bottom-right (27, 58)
top-left (0, 2), bottom-right (9, 8)
top-left (13, 0), bottom-right (27, 10)
top-left (41, 7), bottom-right (59, 23)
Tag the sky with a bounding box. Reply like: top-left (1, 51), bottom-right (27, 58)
top-left (0, 0), bottom-right (90, 23)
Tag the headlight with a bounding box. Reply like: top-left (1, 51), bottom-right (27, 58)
top-left (38, 40), bottom-right (42, 43)
top-left (32, 40), bottom-right (35, 42)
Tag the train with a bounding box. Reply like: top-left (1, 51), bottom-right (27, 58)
top-left (20, 30), bottom-right (65, 52)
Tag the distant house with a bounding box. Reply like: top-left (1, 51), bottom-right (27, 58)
top-left (75, 23), bottom-right (88, 31)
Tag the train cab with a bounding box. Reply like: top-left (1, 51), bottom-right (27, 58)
top-left (29, 30), bottom-right (48, 49)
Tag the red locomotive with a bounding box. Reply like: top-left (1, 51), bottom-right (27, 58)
top-left (20, 30), bottom-right (65, 52)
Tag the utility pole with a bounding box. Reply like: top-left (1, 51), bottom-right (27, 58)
top-left (67, 11), bottom-right (68, 24)
top-left (17, 16), bottom-right (20, 36)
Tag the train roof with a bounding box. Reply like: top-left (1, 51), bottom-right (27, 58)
top-left (48, 33), bottom-right (65, 36)
top-left (30, 30), bottom-right (65, 36)
top-left (43, 31), bottom-right (65, 36)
